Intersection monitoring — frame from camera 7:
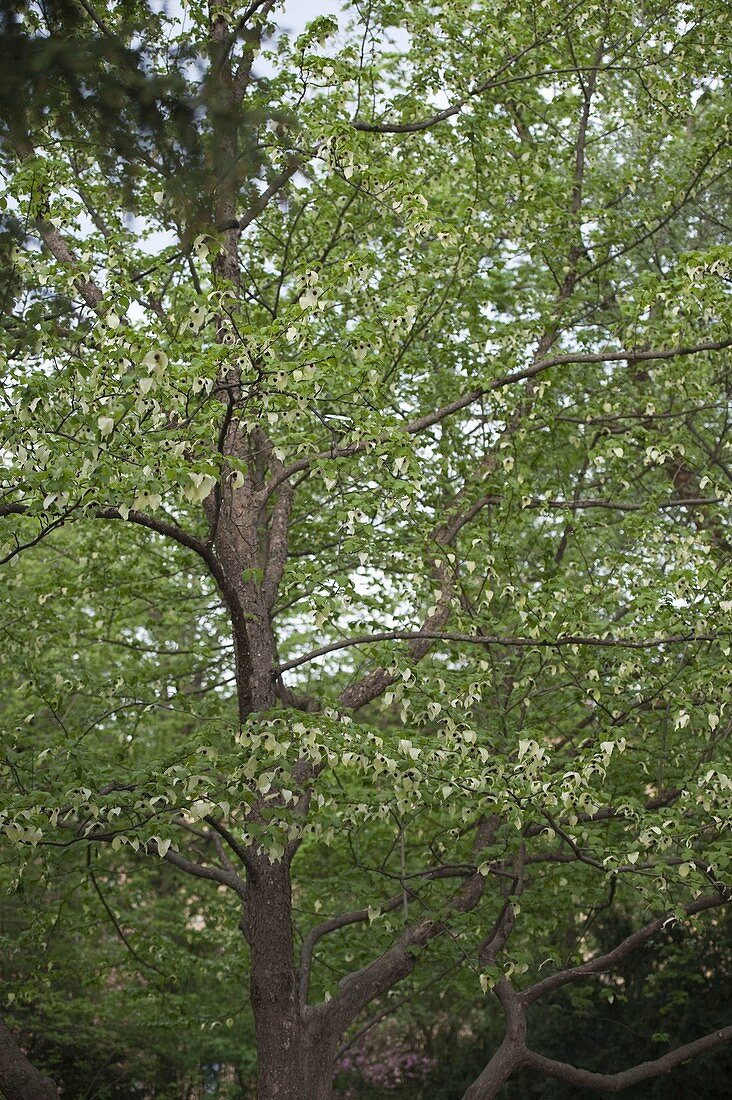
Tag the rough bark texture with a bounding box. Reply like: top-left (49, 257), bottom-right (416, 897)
top-left (247, 859), bottom-right (306, 1099)
top-left (302, 1008), bottom-right (342, 1100)
top-left (522, 1029), bottom-right (732, 1094)
top-left (0, 1016), bottom-right (58, 1100)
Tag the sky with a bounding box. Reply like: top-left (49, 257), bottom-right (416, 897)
top-left (279, 0), bottom-right (343, 32)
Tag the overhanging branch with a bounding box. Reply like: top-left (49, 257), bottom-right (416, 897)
top-left (277, 628), bottom-right (727, 676)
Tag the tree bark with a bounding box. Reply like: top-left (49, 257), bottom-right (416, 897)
top-left (462, 1042), bottom-right (523, 1100)
top-left (462, 980), bottom-right (527, 1100)
top-left (302, 1007), bottom-right (341, 1100)
top-left (247, 858), bottom-right (306, 1099)
top-left (0, 1016), bottom-right (58, 1100)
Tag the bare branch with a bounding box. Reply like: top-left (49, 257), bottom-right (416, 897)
top-left (89, 867), bottom-right (169, 978)
top-left (522, 891), bottom-right (728, 1005)
top-left (479, 847), bottom-right (526, 966)
top-left (155, 844), bottom-right (247, 901)
top-left (352, 5), bottom-right (598, 136)
top-left (299, 866), bottom-right (473, 1005)
top-left (522, 1027), bottom-right (732, 1095)
top-left (299, 893), bottom-right (406, 1007)
top-left (1, 500), bottom-right (244, 632)
top-left (234, 159), bottom-right (302, 233)
top-left (352, 64), bottom-right (654, 134)
top-left (36, 224), bottom-right (104, 309)
top-left (203, 814), bottom-right (256, 874)
top-left (321, 818), bottom-right (499, 1030)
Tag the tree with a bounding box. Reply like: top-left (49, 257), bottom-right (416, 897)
top-left (1, 1), bottom-right (731, 1097)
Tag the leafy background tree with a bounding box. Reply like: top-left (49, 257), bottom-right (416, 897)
top-left (1, 1), bottom-right (731, 1098)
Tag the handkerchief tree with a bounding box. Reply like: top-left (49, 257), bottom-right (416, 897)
top-left (1, 2), bottom-right (731, 1098)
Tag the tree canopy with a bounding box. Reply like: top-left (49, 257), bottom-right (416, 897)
top-left (1, 1), bottom-right (731, 1098)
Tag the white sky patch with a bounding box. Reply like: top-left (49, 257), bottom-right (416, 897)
top-left (279, 0), bottom-right (343, 32)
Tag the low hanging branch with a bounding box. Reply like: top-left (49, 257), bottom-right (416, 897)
top-left (462, 891), bottom-right (731, 1099)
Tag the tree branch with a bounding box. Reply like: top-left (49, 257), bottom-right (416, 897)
top-left (88, 866), bottom-right (169, 978)
top-left (1, 500), bottom-right (245, 633)
top-left (320, 818), bottom-right (499, 1030)
top-left (233, 159), bottom-right (301, 234)
top-left (521, 1027), bottom-right (732, 1094)
top-left (155, 844), bottom-right (247, 901)
top-left (277, 628), bottom-right (726, 676)
top-left (299, 866), bottom-right (473, 1005)
top-left (261, 339), bottom-right (732, 502)
top-left (203, 814), bottom-right (256, 875)
top-left (299, 892), bottom-right (406, 1007)
top-left (522, 891), bottom-right (728, 1005)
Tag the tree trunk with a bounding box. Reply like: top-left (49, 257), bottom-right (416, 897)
top-left (0, 1015), bottom-right (58, 1100)
top-left (247, 858), bottom-right (307, 1099)
top-left (302, 1007), bottom-right (341, 1100)
top-left (302, 1052), bottom-right (337, 1100)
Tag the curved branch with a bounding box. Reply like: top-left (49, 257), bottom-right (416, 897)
top-left (3, 501), bottom-right (212, 568)
top-left (353, 65), bottom-right (656, 134)
top-left (96, 507), bottom-right (217, 561)
top-left (1, 500), bottom-right (244, 628)
top-left (464, 891), bottom-right (731, 1099)
top-left (155, 844), bottom-right (247, 901)
top-left (299, 893), bottom-right (406, 1007)
top-left (351, 7), bottom-right (605, 138)
top-left (522, 891), bottom-right (728, 1006)
top-left (320, 818), bottom-right (499, 1031)
top-left (299, 865), bottom-right (473, 1005)
top-left (89, 867), bottom-right (169, 978)
top-left (522, 1027), bottom-right (732, 1094)
top-left (234, 159), bottom-right (301, 233)
top-left (0, 512), bottom-right (72, 564)
top-left (203, 814), bottom-right (256, 874)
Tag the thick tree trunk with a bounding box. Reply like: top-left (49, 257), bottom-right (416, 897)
top-left (247, 859), bottom-right (307, 1100)
top-left (0, 1016), bottom-right (57, 1100)
top-left (301, 1054), bottom-right (337, 1099)
top-left (302, 1008), bottom-right (341, 1100)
